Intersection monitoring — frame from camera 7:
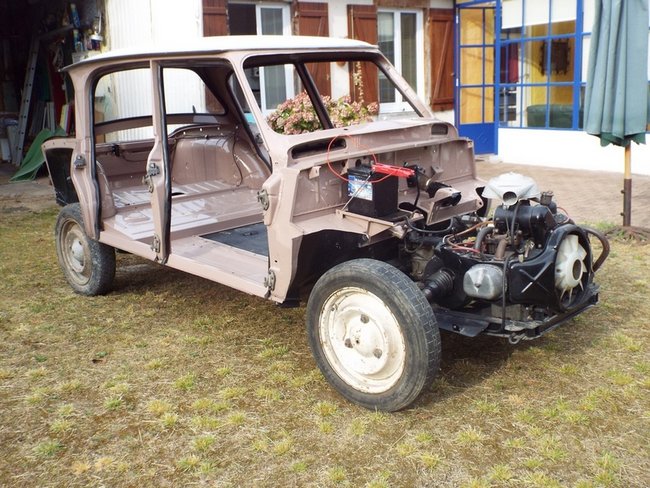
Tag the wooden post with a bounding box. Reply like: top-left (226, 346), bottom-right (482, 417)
top-left (622, 144), bottom-right (632, 227)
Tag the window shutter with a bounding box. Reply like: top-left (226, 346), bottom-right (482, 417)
top-left (347, 5), bottom-right (378, 104)
top-left (297, 3), bottom-right (329, 37)
top-left (202, 0), bottom-right (228, 37)
top-left (202, 0), bottom-right (227, 112)
top-left (429, 9), bottom-right (454, 111)
top-left (297, 2), bottom-right (331, 97)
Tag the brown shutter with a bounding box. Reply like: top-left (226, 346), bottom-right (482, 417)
top-left (297, 2), bottom-right (331, 97)
top-left (202, 0), bottom-right (228, 37)
top-left (202, 0), bottom-right (228, 112)
top-left (429, 9), bottom-right (454, 111)
top-left (347, 4), bottom-right (378, 104)
top-left (297, 3), bottom-right (329, 37)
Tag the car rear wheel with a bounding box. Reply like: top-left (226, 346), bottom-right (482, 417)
top-left (55, 203), bottom-right (115, 296)
top-left (306, 259), bottom-right (440, 411)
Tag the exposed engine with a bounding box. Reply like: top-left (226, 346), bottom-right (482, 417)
top-left (401, 172), bottom-right (609, 341)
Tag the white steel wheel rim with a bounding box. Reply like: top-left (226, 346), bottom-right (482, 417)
top-left (319, 287), bottom-right (406, 394)
top-left (60, 220), bottom-right (92, 286)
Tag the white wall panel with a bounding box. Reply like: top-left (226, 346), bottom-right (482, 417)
top-left (106, 0), bottom-right (153, 49)
top-left (103, 0), bottom-right (204, 141)
top-left (150, 0), bottom-right (202, 45)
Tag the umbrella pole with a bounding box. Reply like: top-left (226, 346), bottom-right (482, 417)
top-left (623, 144), bottom-right (632, 227)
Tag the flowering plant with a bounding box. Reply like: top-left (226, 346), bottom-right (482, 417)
top-left (267, 92), bottom-right (379, 135)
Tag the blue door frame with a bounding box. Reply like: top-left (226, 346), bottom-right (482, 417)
top-left (454, 0), bottom-right (501, 155)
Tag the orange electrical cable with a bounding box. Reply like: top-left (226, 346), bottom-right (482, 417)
top-left (325, 134), bottom-right (391, 184)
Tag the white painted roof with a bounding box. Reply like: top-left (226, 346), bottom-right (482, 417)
top-left (68, 36), bottom-right (375, 69)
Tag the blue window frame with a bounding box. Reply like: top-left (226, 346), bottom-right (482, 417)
top-left (455, 0), bottom-right (499, 154)
top-left (498, 0), bottom-right (585, 130)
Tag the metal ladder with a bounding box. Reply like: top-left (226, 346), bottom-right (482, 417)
top-left (13, 36), bottom-right (39, 166)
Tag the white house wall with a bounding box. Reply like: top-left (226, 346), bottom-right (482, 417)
top-left (499, 129), bottom-right (650, 176)
top-left (327, 0), bottom-right (365, 99)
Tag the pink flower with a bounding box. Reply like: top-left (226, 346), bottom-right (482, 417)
top-left (267, 91), bottom-right (377, 134)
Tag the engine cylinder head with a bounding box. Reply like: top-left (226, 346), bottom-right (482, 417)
top-left (494, 204), bottom-right (557, 242)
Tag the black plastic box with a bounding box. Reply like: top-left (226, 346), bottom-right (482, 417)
top-left (346, 166), bottom-right (398, 218)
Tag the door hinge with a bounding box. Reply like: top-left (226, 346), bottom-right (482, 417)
top-left (73, 154), bottom-right (86, 169)
top-left (151, 234), bottom-right (161, 253)
top-left (264, 270), bottom-right (276, 291)
top-left (257, 189), bottom-right (270, 210)
top-left (143, 163), bottom-right (160, 192)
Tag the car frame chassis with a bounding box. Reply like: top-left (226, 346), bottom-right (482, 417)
top-left (44, 36), bottom-right (609, 411)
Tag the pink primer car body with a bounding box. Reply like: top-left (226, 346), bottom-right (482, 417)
top-left (44, 36), bottom-right (608, 411)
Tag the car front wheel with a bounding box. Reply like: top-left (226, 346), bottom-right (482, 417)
top-left (306, 259), bottom-right (440, 411)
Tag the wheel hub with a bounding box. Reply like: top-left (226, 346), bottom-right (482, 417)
top-left (319, 287), bottom-right (406, 394)
top-left (70, 239), bottom-right (85, 271)
top-left (59, 219), bottom-right (92, 286)
top-left (347, 321), bottom-right (383, 359)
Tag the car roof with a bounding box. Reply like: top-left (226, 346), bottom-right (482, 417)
top-left (65, 35), bottom-right (375, 71)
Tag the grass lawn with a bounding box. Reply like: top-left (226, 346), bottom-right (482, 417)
top-left (0, 206), bottom-right (648, 487)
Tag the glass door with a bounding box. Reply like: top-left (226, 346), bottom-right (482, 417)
top-left (455, 1), bottom-right (498, 154)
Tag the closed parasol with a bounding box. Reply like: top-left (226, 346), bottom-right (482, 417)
top-left (584, 0), bottom-right (649, 226)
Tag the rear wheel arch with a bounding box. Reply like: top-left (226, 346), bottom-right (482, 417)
top-left (44, 147), bottom-right (78, 206)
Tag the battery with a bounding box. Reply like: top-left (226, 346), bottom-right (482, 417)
top-left (346, 166), bottom-right (398, 218)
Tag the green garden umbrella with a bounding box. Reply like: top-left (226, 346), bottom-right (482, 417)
top-left (584, 0), bottom-right (649, 226)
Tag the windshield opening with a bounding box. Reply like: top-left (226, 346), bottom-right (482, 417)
top-left (240, 55), bottom-right (422, 135)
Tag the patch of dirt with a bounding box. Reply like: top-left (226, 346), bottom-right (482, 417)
top-left (0, 183), bottom-right (56, 215)
top-left (0, 197), bottom-right (56, 214)
top-left (606, 226), bottom-right (650, 244)
top-left (0, 163), bottom-right (57, 214)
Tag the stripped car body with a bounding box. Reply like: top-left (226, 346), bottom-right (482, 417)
top-left (44, 36), bottom-right (608, 411)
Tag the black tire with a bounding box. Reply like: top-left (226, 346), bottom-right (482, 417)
top-left (55, 203), bottom-right (115, 296)
top-left (306, 258), bottom-right (440, 411)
